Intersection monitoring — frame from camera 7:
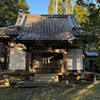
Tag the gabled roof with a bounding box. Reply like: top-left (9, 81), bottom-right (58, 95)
top-left (0, 14), bottom-right (80, 41)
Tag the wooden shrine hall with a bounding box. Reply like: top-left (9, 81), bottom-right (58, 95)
top-left (0, 13), bottom-right (92, 85)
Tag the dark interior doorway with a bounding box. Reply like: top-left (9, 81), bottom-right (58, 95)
top-left (30, 53), bottom-right (63, 73)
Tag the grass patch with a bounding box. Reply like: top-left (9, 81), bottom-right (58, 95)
top-left (0, 81), bottom-right (100, 100)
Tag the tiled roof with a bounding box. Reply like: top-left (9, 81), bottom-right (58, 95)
top-left (85, 51), bottom-right (99, 57)
top-left (0, 14), bottom-right (80, 41)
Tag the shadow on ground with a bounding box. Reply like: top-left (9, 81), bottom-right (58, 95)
top-left (0, 81), bottom-right (100, 100)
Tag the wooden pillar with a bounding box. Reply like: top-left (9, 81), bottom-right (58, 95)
top-left (62, 51), bottom-right (68, 83)
top-left (83, 54), bottom-right (86, 72)
top-left (4, 46), bottom-right (8, 71)
top-left (7, 48), bottom-right (10, 71)
top-left (31, 53), bottom-right (33, 69)
top-left (0, 44), bottom-right (1, 70)
top-left (62, 52), bottom-right (67, 74)
top-left (25, 46), bottom-right (30, 80)
top-left (0, 44), bottom-right (1, 59)
top-left (83, 49), bottom-right (86, 72)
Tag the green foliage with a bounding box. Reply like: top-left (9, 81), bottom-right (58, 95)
top-left (48, 0), bottom-right (88, 26)
top-left (94, 57), bottom-right (100, 68)
top-left (48, 0), bottom-right (73, 14)
top-left (48, 0), bottom-right (53, 14)
top-left (76, 0), bottom-right (100, 67)
top-left (57, 0), bottom-right (65, 14)
top-left (0, 0), bottom-right (29, 27)
top-left (73, 5), bottom-right (88, 26)
top-left (76, 0), bottom-right (100, 50)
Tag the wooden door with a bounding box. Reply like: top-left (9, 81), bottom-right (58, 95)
top-left (29, 53), bottom-right (63, 73)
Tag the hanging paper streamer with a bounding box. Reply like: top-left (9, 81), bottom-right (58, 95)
top-left (42, 58), bottom-right (45, 64)
top-left (42, 53), bottom-right (59, 64)
top-left (48, 59), bottom-right (50, 63)
top-left (42, 58), bottom-right (50, 64)
top-left (45, 59), bottom-right (47, 64)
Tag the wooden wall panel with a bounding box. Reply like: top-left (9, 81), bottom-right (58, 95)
top-left (67, 49), bottom-right (83, 70)
top-left (9, 48), bottom-right (26, 70)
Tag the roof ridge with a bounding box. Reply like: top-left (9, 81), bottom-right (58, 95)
top-left (25, 14), bottom-right (74, 18)
top-left (0, 13), bottom-right (27, 30)
top-left (15, 14), bottom-right (27, 30)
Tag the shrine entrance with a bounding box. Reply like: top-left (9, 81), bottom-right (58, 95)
top-left (30, 53), bottom-right (63, 73)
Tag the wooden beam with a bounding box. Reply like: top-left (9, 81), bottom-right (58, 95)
top-left (28, 48), bottom-right (68, 54)
top-left (0, 36), bottom-right (11, 38)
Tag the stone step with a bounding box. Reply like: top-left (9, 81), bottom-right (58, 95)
top-left (34, 74), bottom-right (59, 83)
top-left (34, 76), bottom-right (58, 79)
top-left (34, 78), bottom-right (58, 82)
top-left (34, 79), bottom-right (58, 82)
top-left (34, 80), bottom-right (58, 83)
top-left (35, 74), bottom-right (58, 76)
